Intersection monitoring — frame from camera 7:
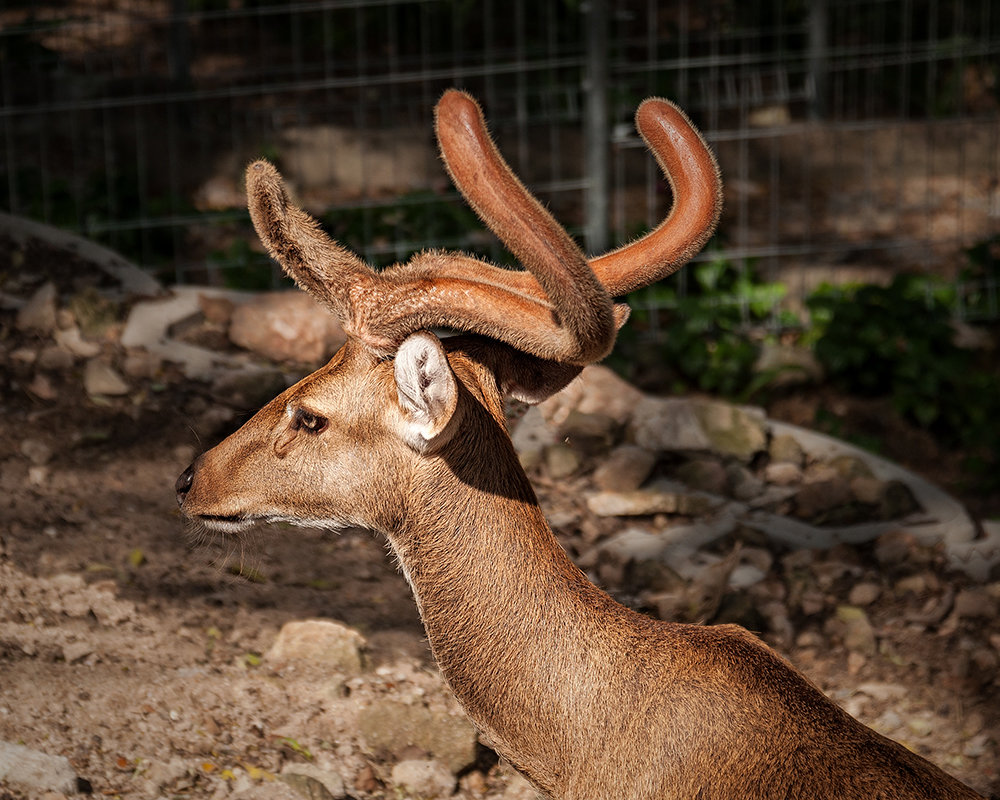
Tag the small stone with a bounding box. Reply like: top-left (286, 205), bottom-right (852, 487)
top-left (628, 396), bottom-right (712, 452)
top-left (16, 282), bottom-right (58, 334)
top-left (19, 439), bottom-right (53, 466)
top-left (828, 455), bottom-right (874, 480)
top-left (0, 741), bottom-right (77, 795)
top-left (591, 445), bottom-right (656, 492)
top-left (390, 759), bottom-right (455, 799)
top-left (53, 326), bottom-right (101, 358)
top-left (906, 716), bottom-right (934, 738)
top-left (122, 350), bottom-right (163, 379)
top-left (894, 573), bottom-right (930, 595)
top-left (725, 463), bottom-right (764, 501)
top-left (675, 457), bottom-right (728, 495)
top-left (502, 773), bottom-right (540, 800)
top-left (586, 487), bottom-right (716, 518)
top-left (846, 651), bottom-right (866, 675)
top-left (847, 582), bottom-right (881, 607)
top-left (281, 763), bottom-right (347, 800)
top-left (764, 461), bottom-right (802, 486)
top-left (875, 530), bottom-right (917, 565)
top-left (229, 291), bottom-right (346, 364)
top-left (357, 698), bottom-right (477, 774)
top-left (693, 400), bottom-right (767, 462)
top-left (83, 359), bottom-right (130, 396)
top-left (511, 407), bottom-right (556, 471)
top-left (36, 346), bottom-right (74, 371)
top-left (557, 411), bottom-right (618, 455)
top-left (793, 478), bottom-right (852, 520)
top-left (62, 641), bottom-right (94, 663)
top-left (878, 480), bottom-right (920, 520)
top-left (768, 433), bottom-right (805, 466)
top-left (849, 476), bottom-right (887, 505)
top-left (539, 365), bottom-right (643, 427)
top-left (952, 589), bottom-right (998, 619)
top-left (544, 443), bottom-right (580, 479)
top-left (265, 619), bottom-right (366, 675)
top-left (836, 605), bottom-right (877, 655)
top-left (25, 374), bottom-right (57, 401)
top-left (198, 293), bottom-right (236, 325)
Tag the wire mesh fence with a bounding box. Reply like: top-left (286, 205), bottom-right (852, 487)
top-left (2, 0), bottom-right (998, 330)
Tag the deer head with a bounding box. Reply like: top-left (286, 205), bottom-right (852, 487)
top-left (175, 89), bottom-right (721, 536)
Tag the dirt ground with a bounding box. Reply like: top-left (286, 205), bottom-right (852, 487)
top-left (1, 234), bottom-right (998, 799)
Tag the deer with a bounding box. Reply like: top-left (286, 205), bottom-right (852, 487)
top-left (175, 89), bottom-right (985, 800)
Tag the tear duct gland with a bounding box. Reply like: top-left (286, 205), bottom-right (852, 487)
top-left (176, 91), bottom-right (983, 800)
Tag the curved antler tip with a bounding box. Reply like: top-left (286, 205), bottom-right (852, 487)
top-left (436, 88), bottom-right (483, 128)
top-left (635, 97), bottom-right (687, 130)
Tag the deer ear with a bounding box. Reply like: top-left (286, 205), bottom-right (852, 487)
top-left (394, 332), bottom-right (459, 451)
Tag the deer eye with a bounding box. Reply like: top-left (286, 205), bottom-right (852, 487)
top-left (292, 408), bottom-right (328, 434)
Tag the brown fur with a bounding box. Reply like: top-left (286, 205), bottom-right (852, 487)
top-left (176, 92), bottom-right (983, 799)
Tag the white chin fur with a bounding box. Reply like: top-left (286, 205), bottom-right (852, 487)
top-left (198, 516), bottom-right (257, 535)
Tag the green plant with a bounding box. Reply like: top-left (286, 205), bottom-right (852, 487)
top-left (616, 254), bottom-right (795, 397)
top-left (806, 273), bottom-right (1000, 486)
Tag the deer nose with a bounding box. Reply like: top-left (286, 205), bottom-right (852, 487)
top-left (175, 464), bottom-right (194, 506)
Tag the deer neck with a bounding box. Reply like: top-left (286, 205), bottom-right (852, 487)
top-left (383, 410), bottom-right (626, 791)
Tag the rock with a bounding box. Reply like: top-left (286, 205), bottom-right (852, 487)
top-left (143, 757), bottom-right (189, 789)
top-left (952, 589), bottom-right (998, 619)
top-left (511, 407), bottom-right (556, 471)
top-left (878, 480), bottom-right (920, 520)
top-left (53, 325), bottom-right (102, 358)
top-left (793, 478), bottom-right (852, 520)
top-left (502, 772), bottom-right (541, 800)
top-left (265, 619), bottom-right (366, 675)
top-left (675, 457), bottom-right (728, 495)
top-left (544, 443), bottom-right (580, 479)
top-left (768, 433), bottom-right (805, 466)
top-left (628, 397), bottom-right (712, 453)
top-left (357, 698), bottom-right (477, 774)
top-left (539, 365), bottom-right (642, 427)
top-left (586, 485), bottom-right (717, 518)
top-left (836, 605), bottom-right (877, 656)
top-left (19, 438), bottom-right (53, 466)
top-left (0, 740), bottom-right (78, 795)
top-left (828, 455), bottom-right (874, 480)
top-left (121, 350), bottom-right (163, 379)
top-left (229, 291), bottom-right (346, 364)
top-left (36, 345), bottom-right (74, 371)
top-left (83, 359), bottom-right (130, 396)
top-left (68, 288), bottom-right (119, 338)
top-left (725, 463), bottom-right (764, 502)
top-left (281, 763), bottom-right (348, 800)
top-left (390, 759), bottom-right (455, 799)
top-left (198, 293), bottom-right (236, 325)
top-left (763, 461), bottom-right (802, 486)
top-left (557, 410), bottom-right (618, 455)
top-left (875, 530), bottom-right (918, 565)
top-left (16, 282), bottom-right (57, 334)
top-left (591, 445), bottom-right (656, 492)
top-left (849, 476), bottom-right (887, 505)
top-left (848, 582), bottom-right (881, 607)
top-left (692, 400), bottom-right (767, 462)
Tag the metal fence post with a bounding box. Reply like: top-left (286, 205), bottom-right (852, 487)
top-left (584, 0), bottom-right (609, 255)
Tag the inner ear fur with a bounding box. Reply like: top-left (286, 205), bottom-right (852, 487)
top-left (394, 332), bottom-right (460, 450)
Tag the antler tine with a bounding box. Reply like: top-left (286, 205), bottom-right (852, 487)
top-left (590, 99), bottom-right (723, 295)
top-left (246, 160), bottom-right (375, 324)
top-left (433, 94), bottom-right (721, 300)
top-left (246, 93), bottom-right (621, 365)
